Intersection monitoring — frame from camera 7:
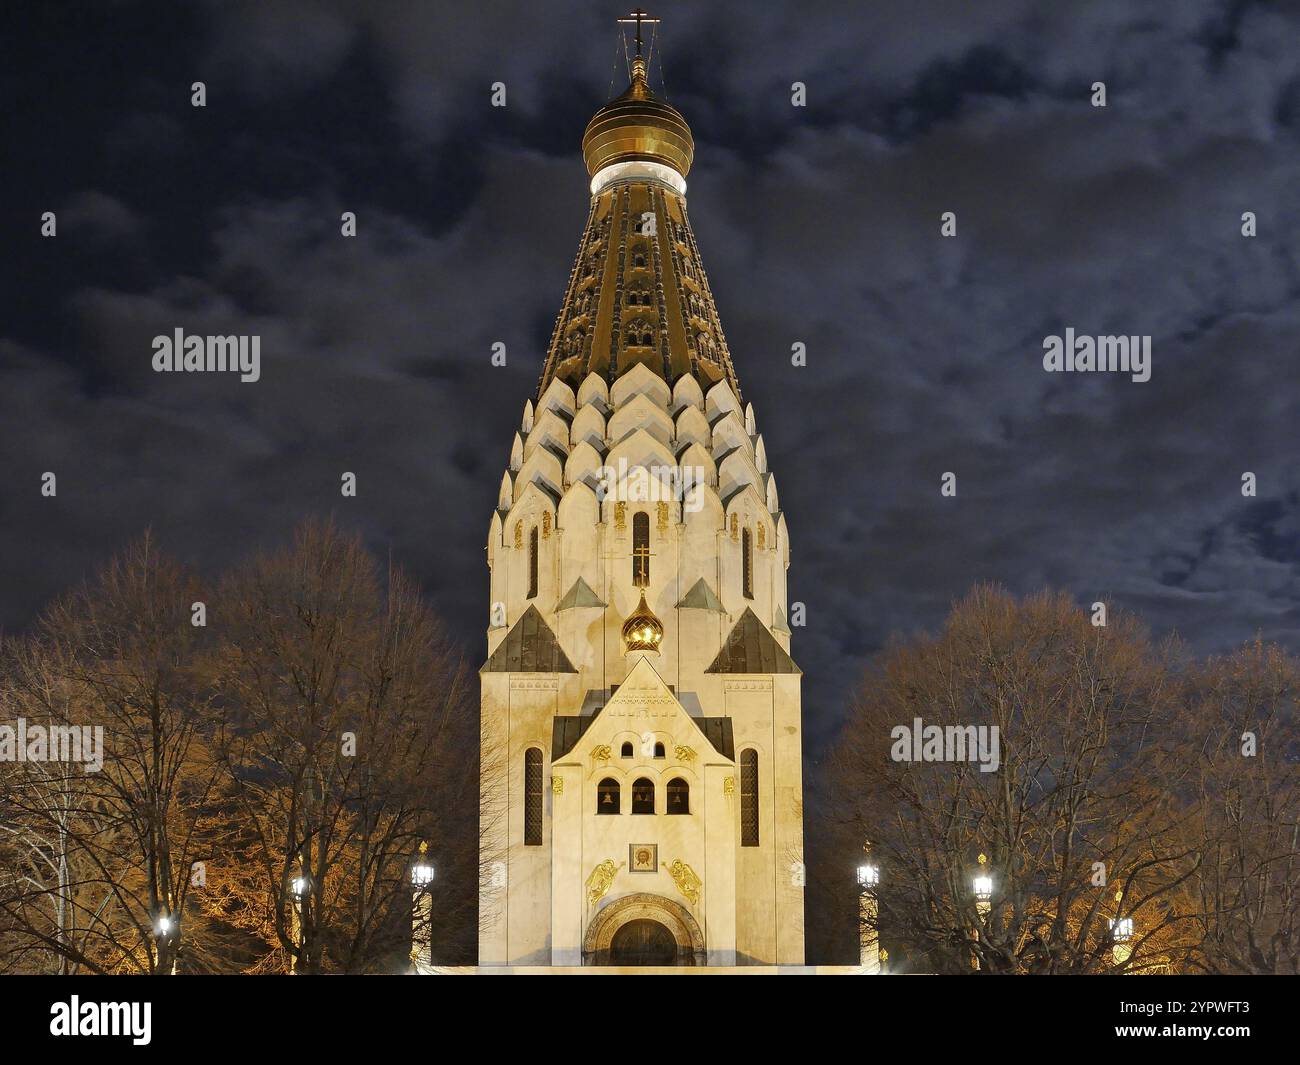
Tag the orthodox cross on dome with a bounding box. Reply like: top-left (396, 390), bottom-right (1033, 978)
top-left (617, 8), bottom-right (660, 59)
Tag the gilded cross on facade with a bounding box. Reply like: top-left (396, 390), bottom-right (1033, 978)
top-left (632, 540), bottom-right (656, 588)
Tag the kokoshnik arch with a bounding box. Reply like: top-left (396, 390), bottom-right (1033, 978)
top-left (479, 15), bottom-right (805, 968)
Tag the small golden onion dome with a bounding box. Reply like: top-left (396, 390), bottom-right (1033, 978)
top-left (581, 57), bottom-right (693, 179)
top-left (621, 589), bottom-right (665, 654)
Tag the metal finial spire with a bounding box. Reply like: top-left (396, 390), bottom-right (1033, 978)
top-left (618, 7), bottom-right (660, 84)
top-left (617, 8), bottom-right (659, 58)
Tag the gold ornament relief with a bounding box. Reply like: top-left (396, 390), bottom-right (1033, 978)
top-left (585, 859), bottom-right (619, 908)
top-left (615, 501), bottom-right (627, 530)
top-left (656, 501), bottom-right (670, 531)
top-left (542, 512), bottom-right (552, 540)
top-left (514, 522), bottom-right (523, 549)
top-left (757, 525), bottom-right (766, 550)
top-left (667, 860), bottom-right (702, 907)
top-left (674, 745), bottom-right (697, 763)
top-left (730, 514), bottom-right (739, 541)
top-left (591, 744), bottom-right (612, 765)
top-left (551, 776), bottom-right (564, 795)
top-left (723, 776), bottom-right (735, 796)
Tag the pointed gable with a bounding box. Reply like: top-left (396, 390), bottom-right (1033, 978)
top-left (706, 608), bottom-right (800, 675)
top-left (677, 578), bottom-right (723, 611)
top-left (556, 577), bottom-right (607, 610)
top-left (482, 605), bottom-right (577, 673)
top-left (552, 656), bottom-right (734, 761)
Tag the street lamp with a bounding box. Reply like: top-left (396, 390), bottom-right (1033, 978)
top-left (288, 872), bottom-right (309, 975)
top-left (971, 854), bottom-right (993, 971)
top-left (410, 843), bottom-right (435, 969)
top-left (857, 859), bottom-right (881, 974)
top-left (1110, 916), bottom-right (1134, 966)
top-left (154, 913), bottom-right (178, 974)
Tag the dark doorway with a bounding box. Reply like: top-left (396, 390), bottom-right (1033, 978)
top-left (609, 919), bottom-right (679, 966)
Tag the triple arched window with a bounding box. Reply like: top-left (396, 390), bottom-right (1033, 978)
top-left (593, 772), bottom-right (691, 816)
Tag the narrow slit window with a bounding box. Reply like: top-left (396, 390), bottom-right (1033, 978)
top-left (524, 748), bottom-right (543, 846)
top-left (633, 511), bottom-right (650, 587)
top-left (740, 749), bottom-right (759, 846)
top-left (528, 526), bottom-right (539, 599)
top-left (742, 527), bottom-right (753, 599)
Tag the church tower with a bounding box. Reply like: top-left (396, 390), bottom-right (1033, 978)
top-left (479, 16), bottom-right (804, 968)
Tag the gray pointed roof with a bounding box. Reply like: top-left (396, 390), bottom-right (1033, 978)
top-left (677, 578), bottom-right (723, 611)
top-left (556, 577), bottom-right (606, 610)
top-left (482, 605), bottom-right (577, 673)
top-left (706, 608), bottom-right (800, 675)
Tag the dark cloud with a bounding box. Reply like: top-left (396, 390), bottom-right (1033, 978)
top-left (4, 0), bottom-right (1300, 764)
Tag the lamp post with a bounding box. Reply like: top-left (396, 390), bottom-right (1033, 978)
top-left (411, 842), bottom-right (435, 969)
top-left (154, 913), bottom-right (178, 975)
top-left (289, 873), bottom-right (309, 975)
top-left (971, 853), bottom-right (993, 971)
top-left (857, 863), bottom-right (881, 974)
top-left (1110, 916), bottom-right (1134, 966)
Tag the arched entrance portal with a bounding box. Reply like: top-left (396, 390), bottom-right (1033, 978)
top-left (610, 919), bottom-right (678, 966)
top-left (583, 892), bottom-right (705, 966)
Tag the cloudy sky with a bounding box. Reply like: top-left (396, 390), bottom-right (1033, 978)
top-left (4, 0), bottom-right (1299, 758)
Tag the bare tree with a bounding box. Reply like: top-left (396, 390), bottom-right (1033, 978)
top-left (203, 519), bottom-right (481, 973)
top-left (1183, 640), bottom-right (1300, 974)
top-left (0, 534), bottom-right (218, 974)
top-left (825, 586), bottom-right (1201, 973)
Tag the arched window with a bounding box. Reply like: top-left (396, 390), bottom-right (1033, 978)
top-left (653, 741), bottom-right (665, 759)
top-left (667, 778), bottom-right (689, 814)
top-left (740, 749), bottom-right (759, 846)
top-left (524, 748), bottom-right (543, 846)
top-left (742, 528), bottom-right (753, 599)
top-left (626, 320), bottom-right (653, 347)
top-left (632, 511), bottom-right (650, 587)
top-left (597, 777), bottom-right (621, 815)
top-left (528, 526), bottom-right (539, 599)
top-left (621, 741), bottom-right (634, 757)
top-left (632, 777), bottom-right (655, 814)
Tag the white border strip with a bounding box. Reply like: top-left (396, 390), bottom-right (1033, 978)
top-left (591, 160), bottom-right (687, 197)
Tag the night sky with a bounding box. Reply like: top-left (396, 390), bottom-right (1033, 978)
top-left (4, 0), bottom-right (1299, 762)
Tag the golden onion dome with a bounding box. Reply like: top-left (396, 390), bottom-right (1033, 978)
top-left (581, 57), bottom-right (693, 179)
top-left (621, 589), bottom-right (665, 654)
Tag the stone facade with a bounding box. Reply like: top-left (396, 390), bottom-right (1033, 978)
top-left (478, 42), bottom-right (805, 969)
